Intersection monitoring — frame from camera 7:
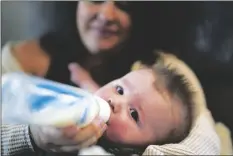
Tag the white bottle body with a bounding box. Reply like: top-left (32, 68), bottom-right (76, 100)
top-left (2, 72), bottom-right (110, 127)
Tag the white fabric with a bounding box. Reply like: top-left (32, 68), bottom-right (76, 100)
top-left (143, 111), bottom-right (220, 155)
top-left (215, 122), bottom-right (233, 155)
top-left (79, 146), bottom-right (113, 155)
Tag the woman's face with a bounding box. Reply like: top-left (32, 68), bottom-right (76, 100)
top-left (77, 1), bottom-right (131, 54)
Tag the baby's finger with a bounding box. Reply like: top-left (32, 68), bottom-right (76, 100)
top-left (68, 62), bottom-right (82, 75)
top-left (69, 63), bottom-right (86, 84)
top-left (80, 81), bottom-right (100, 93)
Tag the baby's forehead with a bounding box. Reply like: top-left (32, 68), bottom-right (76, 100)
top-left (120, 69), bottom-right (158, 92)
top-left (124, 69), bottom-right (155, 80)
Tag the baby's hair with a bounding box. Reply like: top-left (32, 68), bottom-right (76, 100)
top-left (150, 54), bottom-right (195, 144)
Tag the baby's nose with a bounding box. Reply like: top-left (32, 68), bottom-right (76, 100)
top-left (108, 98), bottom-right (122, 113)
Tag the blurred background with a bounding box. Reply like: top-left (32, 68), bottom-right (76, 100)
top-left (1, 1), bottom-right (78, 45)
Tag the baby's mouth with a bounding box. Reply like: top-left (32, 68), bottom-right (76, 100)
top-left (109, 104), bottom-right (114, 112)
top-left (106, 100), bottom-right (114, 126)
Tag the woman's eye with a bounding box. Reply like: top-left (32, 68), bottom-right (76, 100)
top-left (116, 85), bottom-right (124, 95)
top-left (89, 1), bottom-right (105, 5)
top-left (130, 109), bottom-right (139, 122)
top-left (115, 2), bottom-right (130, 10)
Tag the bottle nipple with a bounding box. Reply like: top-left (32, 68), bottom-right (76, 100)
top-left (94, 96), bottom-right (111, 123)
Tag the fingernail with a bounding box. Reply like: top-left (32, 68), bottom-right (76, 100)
top-left (96, 124), bottom-right (107, 138)
top-left (94, 118), bottom-right (104, 127)
top-left (101, 124), bottom-right (107, 133)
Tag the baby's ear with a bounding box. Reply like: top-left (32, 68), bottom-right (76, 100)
top-left (131, 61), bottom-right (147, 71)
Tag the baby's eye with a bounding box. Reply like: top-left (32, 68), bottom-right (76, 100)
top-left (116, 85), bottom-right (124, 95)
top-left (130, 108), bottom-right (139, 123)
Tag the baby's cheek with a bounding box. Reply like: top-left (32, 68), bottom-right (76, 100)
top-left (105, 119), bottom-right (129, 142)
top-left (95, 90), bottom-right (108, 99)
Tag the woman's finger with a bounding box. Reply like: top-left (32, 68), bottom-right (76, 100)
top-left (40, 126), bottom-right (79, 146)
top-left (62, 125), bottom-right (80, 139)
top-left (73, 118), bottom-right (107, 143)
top-left (59, 136), bottom-right (98, 152)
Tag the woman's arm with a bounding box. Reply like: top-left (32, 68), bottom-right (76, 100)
top-left (1, 40), bottom-right (50, 77)
top-left (1, 41), bottom-right (50, 156)
top-left (1, 125), bottom-right (35, 156)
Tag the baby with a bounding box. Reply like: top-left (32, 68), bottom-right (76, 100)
top-left (92, 59), bottom-right (194, 155)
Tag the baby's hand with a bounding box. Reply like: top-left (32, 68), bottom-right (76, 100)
top-left (68, 62), bottom-right (100, 93)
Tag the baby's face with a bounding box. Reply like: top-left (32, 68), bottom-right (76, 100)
top-left (95, 69), bottom-right (182, 146)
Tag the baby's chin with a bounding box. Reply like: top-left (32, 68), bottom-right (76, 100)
top-left (97, 134), bottom-right (128, 150)
top-left (99, 127), bottom-right (126, 146)
top-left (100, 129), bottom-right (136, 148)
top-left (102, 128), bottom-right (118, 143)
top-left (104, 124), bottom-right (125, 143)
top-left (97, 133), bottom-right (147, 154)
top-left (97, 133), bottom-right (121, 148)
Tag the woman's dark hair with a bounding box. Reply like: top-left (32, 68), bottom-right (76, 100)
top-left (38, 2), bottom-right (157, 86)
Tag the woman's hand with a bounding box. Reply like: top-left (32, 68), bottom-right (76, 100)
top-left (29, 118), bottom-right (107, 153)
top-left (68, 62), bottom-right (100, 93)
